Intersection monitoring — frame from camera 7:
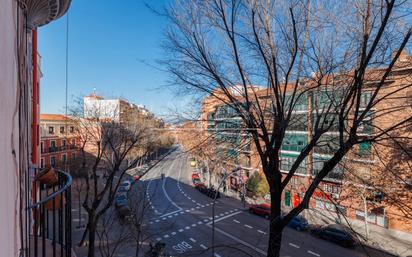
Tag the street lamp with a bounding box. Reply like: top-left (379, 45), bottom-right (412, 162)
top-left (211, 167), bottom-right (242, 257)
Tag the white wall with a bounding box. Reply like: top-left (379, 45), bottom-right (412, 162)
top-left (0, 1), bottom-right (21, 256)
top-left (84, 97), bottom-right (120, 121)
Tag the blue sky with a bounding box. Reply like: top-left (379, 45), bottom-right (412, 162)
top-left (39, 0), bottom-right (180, 117)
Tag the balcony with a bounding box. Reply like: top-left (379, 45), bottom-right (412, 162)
top-left (23, 168), bottom-right (74, 257)
top-left (43, 145), bottom-right (78, 154)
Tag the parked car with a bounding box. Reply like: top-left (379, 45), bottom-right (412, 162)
top-left (195, 183), bottom-right (208, 193)
top-left (133, 175), bottom-right (140, 181)
top-left (310, 224), bottom-right (357, 247)
top-left (121, 180), bottom-right (132, 191)
top-left (286, 215), bottom-right (309, 231)
top-left (115, 195), bottom-right (128, 207)
top-left (192, 177), bottom-right (201, 185)
top-left (117, 186), bottom-right (128, 194)
top-left (192, 172), bottom-right (200, 180)
top-left (249, 203), bottom-right (271, 219)
top-left (205, 187), bottom-right (220, 199)
top-left (117, 205), bottom-right (134, 222)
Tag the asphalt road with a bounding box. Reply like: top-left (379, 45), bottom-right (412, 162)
top-left (133, 147), bottom-right (393, 257)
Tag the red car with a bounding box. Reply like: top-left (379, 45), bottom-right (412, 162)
top-left (192, 172), bottom-right (200, 180)
top-left (195, 183), bottom-right (208, 193)
top-left (249, 203), bottom-right (271, 219)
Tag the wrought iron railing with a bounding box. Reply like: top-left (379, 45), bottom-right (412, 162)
top-left (24, 168), bottom-right (73, 257)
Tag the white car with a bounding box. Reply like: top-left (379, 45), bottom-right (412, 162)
top-left (120, 180), bottom-right (132, 191)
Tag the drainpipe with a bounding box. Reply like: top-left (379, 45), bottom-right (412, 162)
top-left (32, 29), bottom-right (39, 166)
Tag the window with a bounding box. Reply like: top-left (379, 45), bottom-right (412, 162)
top-left (71, 138), bottom-right (76, 145)
top-left (70, 126), bottom-right (74, 133)
top-left (280, 153), bottom-right (307, 174)
top-left (40, 158), bottom-right (44, 168)
top-left (40, 142), bottom-right (44, 153)
top-left (50, 141), bottom-right (56, 148)
top-left (359, 142), bottom-right (372, 156)
top-left (62, 139), bottom-right (66, 147)
top-left (49, 126), bottom-right (54, 134)
top-left (62, 154), bottom-right (66, 164)
top-left (51, 156), bottom-right (56, 167)
top-left (316, 199), bottom-right (324, 209)
top-left (60, 126), bottom-right (65, 133)
top-left (281, 134), bottom-right (307, 152)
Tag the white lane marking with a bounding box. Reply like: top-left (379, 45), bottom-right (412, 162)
top-left (185, 226), bottom-right (190, 229)
top-left (197, 221), bottom-right (202, 224)
top-left (171, 232), bottom-right (176, 235)
top-left (200, 244), bottom-right (207, 249)
top-left (244, 224), bottom-right (253, 229)
top-left (214, 254), bottom-right (222, 257)
top-left (159, 210), bottom-right (181, 218)
top-left (307, 250), bottom-right (320, 256)
top-left (257, 230), bottom-right (266, 234)
top-left (208, 211), bottom-right (242, 224)
top-left (188, 197), bottom-right (191, 200)
top-left (189, 238), bottom-right (196, 243)
top-left (191, 224), bottom-right (196, 227)
top-left (161, 160), bottom-right (183, 212)
top-left (164, 234), bottom-right (169, 238)
top-left (155, 220), bottom-right (159, 223)
top-left (162, 218), bottom-right (166, 220)
top-left (233, 219), bottom-right (240, 223)
top-left (224, 212), bottom-right (229, 215)
top-left (207, 225), bottom-right (266, 255)
top-left (156, 237), bottom-right (161, 241)
top-left (289, 243), bottom-right (300, 248)
top-left (204, 219), bottom-right (209, 222)
top-left (168, 216), bottom-right (172, 218)
top-left (178, 229), bottom-right (184, 232)
top-left (174, 213), bottom-right (178, 216)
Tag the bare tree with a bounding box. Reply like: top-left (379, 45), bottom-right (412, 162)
top-left (70, 100), bottom-right (154, 257)
top-left (163, 1), bottom-right (412, 256)
top-left (97, 209), bottom-right (130, 257)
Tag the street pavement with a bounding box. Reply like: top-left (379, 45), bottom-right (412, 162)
top-left (129, 146), bottom-right (394, 257)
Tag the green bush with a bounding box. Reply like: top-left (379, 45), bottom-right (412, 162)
top-left (247, 173), bottom-right (269, 197)
top-left (256, 177), bottom-right (269, 197)
top-left (246, 172), bottom-right (261, 193)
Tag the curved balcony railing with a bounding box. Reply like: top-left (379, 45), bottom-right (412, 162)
top-left (25, 169), bottom-right (73, 257)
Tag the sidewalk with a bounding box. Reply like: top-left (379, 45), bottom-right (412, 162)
top-left (206, 175), bottom-right (412, 257)
top-left (303, 208), bottom-right (412, 257)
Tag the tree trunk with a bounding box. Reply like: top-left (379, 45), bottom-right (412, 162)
top-left (267, 222), bottom-right (283, 257)
top-left (88, 221), bottom-right (97, 257)
top-left (267, 170), bottom-right (283, 257)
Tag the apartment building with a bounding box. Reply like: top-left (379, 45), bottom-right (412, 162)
top-left (83, 92), bottom-right (155, 123)
top-left (0, 1), bottom-right (72, 256)
top-left (200, 56), bottom-right (412, 237)
top-left (40, 114), bottom-right (79, 169)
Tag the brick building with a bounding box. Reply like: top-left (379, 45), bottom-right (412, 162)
top-left (199, 56), bottom-right (412, 238)
top-left (40, 114), bottom-right (80, 169)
